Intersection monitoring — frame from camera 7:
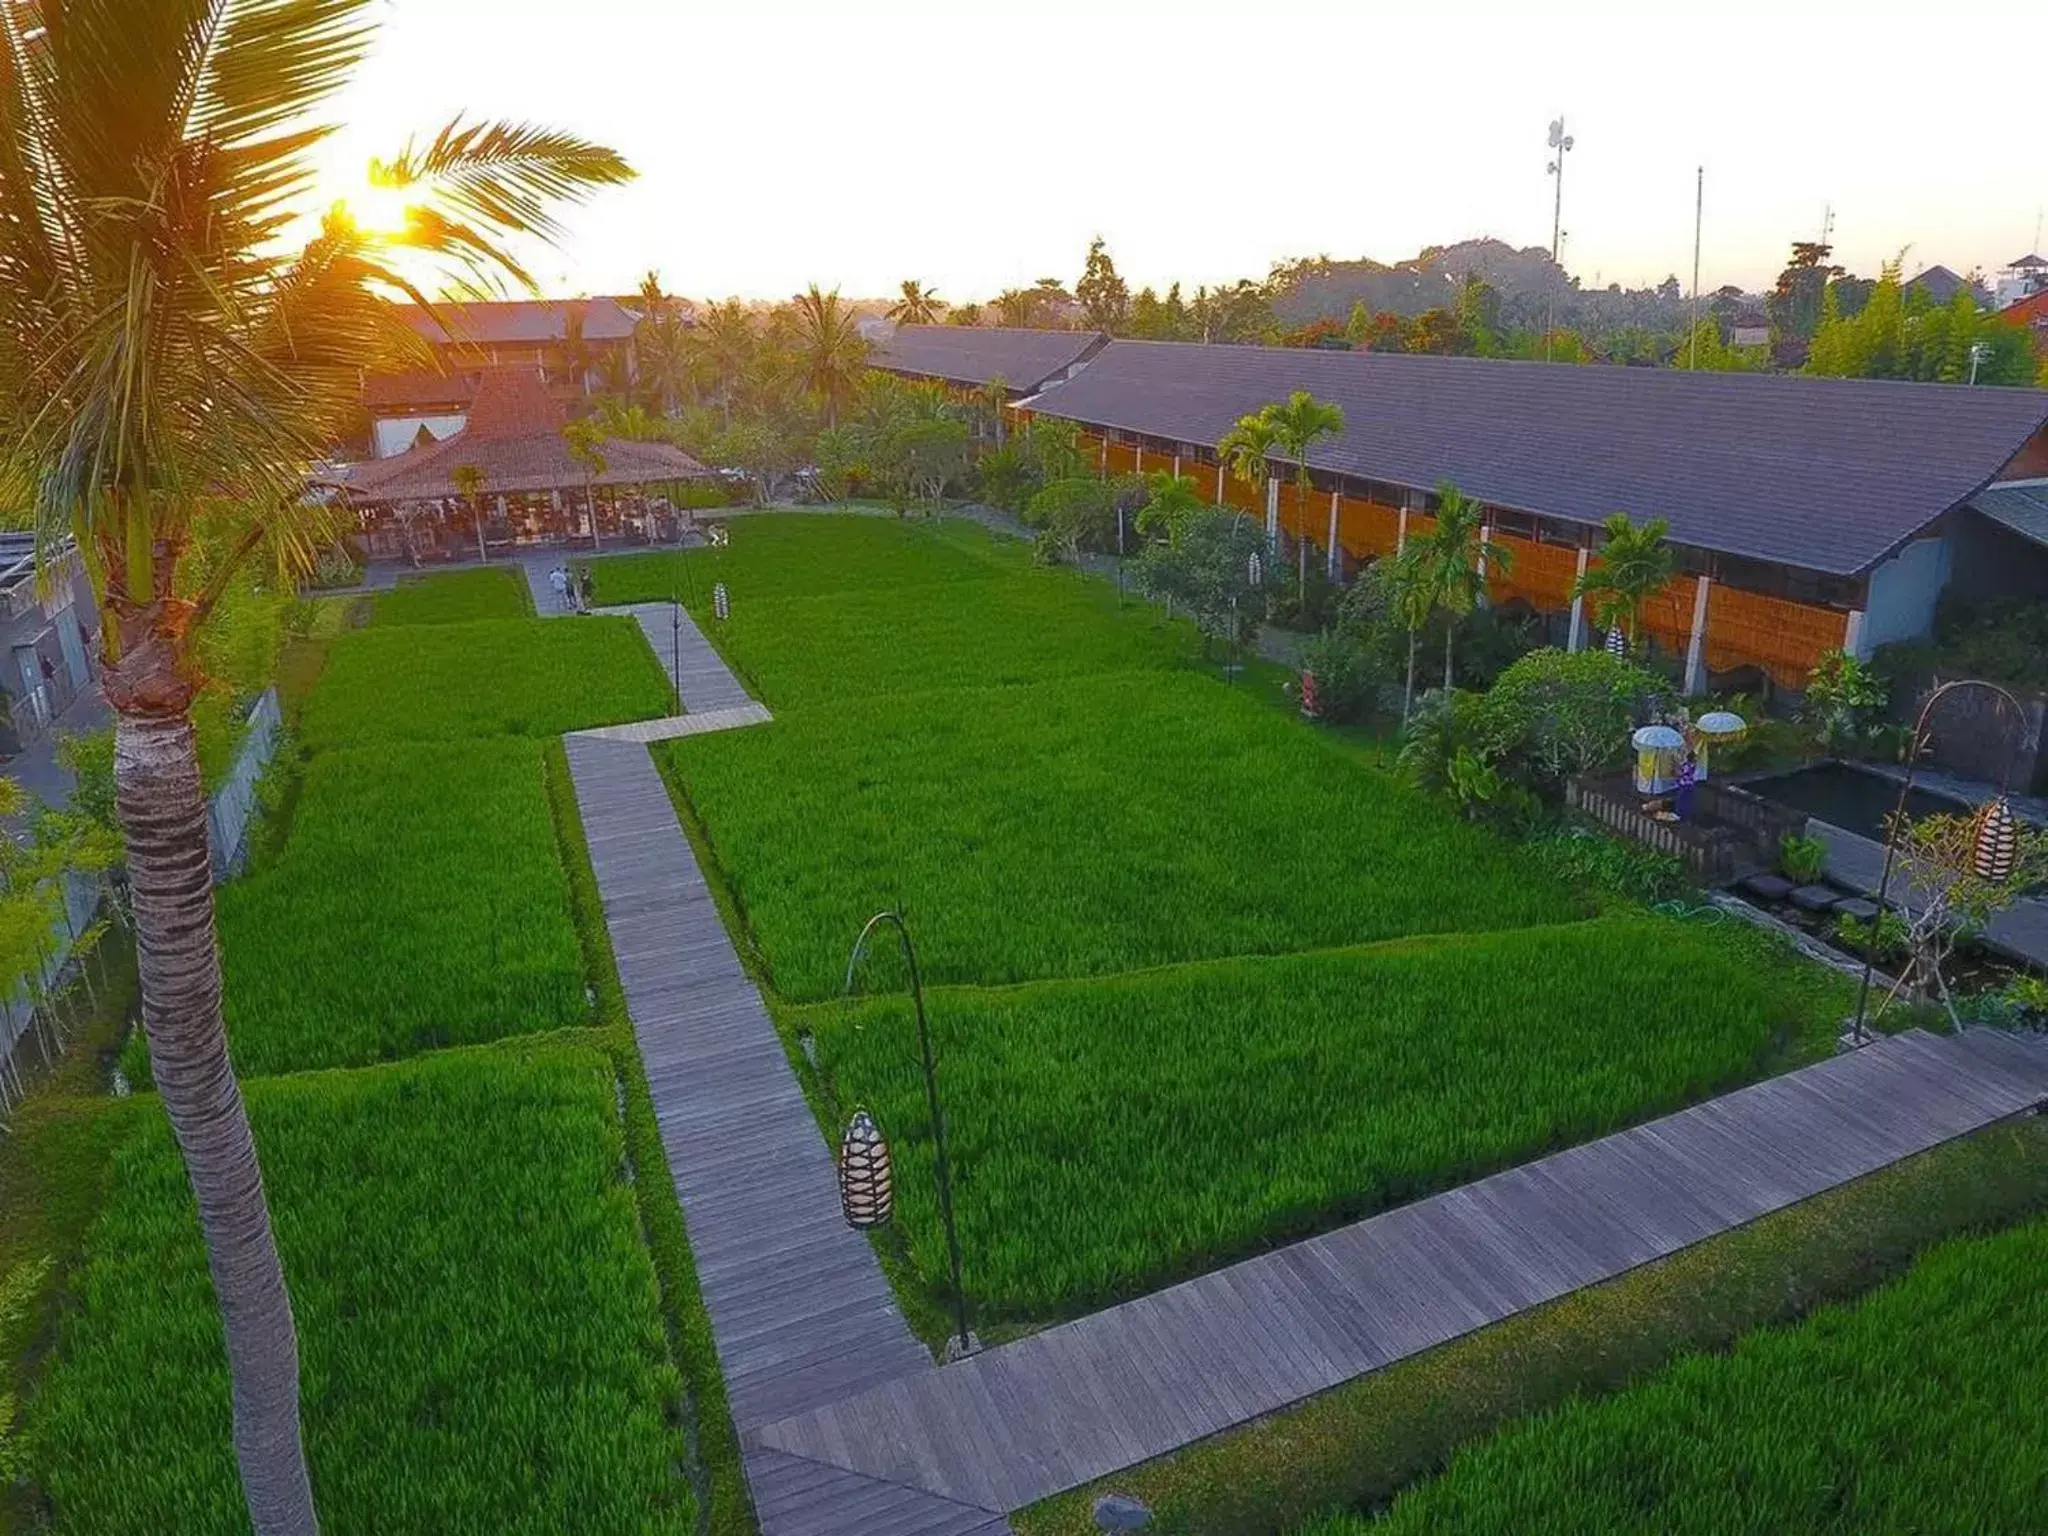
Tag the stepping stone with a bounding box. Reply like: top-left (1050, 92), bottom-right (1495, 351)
top-left (1790, 884), bottom-right (1843, 913)
top-left (1833, 897), bottom-right (1881, 922)
top-left (1741, 872), bottom-right (1795, 901)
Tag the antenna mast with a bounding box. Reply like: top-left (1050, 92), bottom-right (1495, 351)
top-left (1690, 166), bottom-right (1704, 370)
top-left (1545, 115), bottom-right (1575, 363)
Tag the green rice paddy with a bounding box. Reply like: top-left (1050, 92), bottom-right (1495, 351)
top-left (371, 565), bottom-right (532, 626)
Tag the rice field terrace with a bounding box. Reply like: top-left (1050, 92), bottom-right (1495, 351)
top-left (298, 615), bottom-right (669, 749)
top-left (23, 1042), bottom-right (691, 1536)
top-left (211, 740), bottom-right (586, 1076)
top-left (642, 513), bottom-right (1852, 1324)
top-left (370, 564), bottom-right (532, 625)
top-left (1306, 1215), bottom-right (2048, 1535)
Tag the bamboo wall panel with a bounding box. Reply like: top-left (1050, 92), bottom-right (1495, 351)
top-left (1705, 587), bottom-right (1849, 688)
top-left (1275, 481), bottom-right (1315, 540)
top-left (1104, 442), bottom-right (1138, 478)
top-left (1071, 431), bottom-right (1104, 474)
top-left (1335, 497), bottom-right (1403, 559)
top-left (1488, 535), bottom-right (1579, 611)
top-left (1219, 473), bottom-right (1263, 515)
top-left (1638, 576), bottom-right (1698, 658)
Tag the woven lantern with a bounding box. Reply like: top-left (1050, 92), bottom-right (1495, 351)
top-left (838, 1109), bottom-right (894, 1229)
top-left (1972, 796), bottom-right (2019, 884)
top-left (1605, 627), bottom-right (1628, 658)
top-left (1247, 551), bottom-right (1263, 588)
top-left (713, 581), bottom-right (730, 621)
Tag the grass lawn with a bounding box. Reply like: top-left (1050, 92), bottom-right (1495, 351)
top-left (583, 512), bottom-right (1006, 607)
top-left (371, 566), bottom-right (532, 626)
top-left (660, 670), bottom-right (1579, 1000)
top-left (21, 1042), bottom-right (690, 1536)
top-left (795, 917), bottom-right (1845, 1319)
top-left (1305, 1214), bottom-right (2048, 1535)
top-left (670, 574), bottom-right (1195, 709)
top-left (200, 740), bottom-right (587, 1076)
top-left (298, 617), bottom-right (668, 749)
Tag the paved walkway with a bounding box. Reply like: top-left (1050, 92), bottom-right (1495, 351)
top-left (593, 602), bottom-right (757, 714)
top-left (1813, 819), bottom-right (2048, 972)
top-left (749, 1025), bottom-right (2048, 1518)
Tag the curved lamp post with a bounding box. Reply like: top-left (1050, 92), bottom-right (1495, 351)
top-left (839, 910), bottom-right (974, 1359)
top-left (1848, 677), bottom-right (2028, 1043)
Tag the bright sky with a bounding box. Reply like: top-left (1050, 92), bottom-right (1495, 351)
top-left (316, 0), bottom-right (2048, 305)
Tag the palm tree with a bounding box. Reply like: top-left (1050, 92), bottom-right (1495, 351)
top-left (888, 280), bottom-right (943, 326)
top-left (0, 10), bottom-right (630, 1529)
top-left (696, 298), bottom-right (756, 426)
top-left (451, 463), bottom-right (489, 564)
top-left (792, 284), bottom-right (868, 428)
top-left (563, 419), bottom-right (609, 551)
top-left (1385, 544), bottom-right (1437, 724)
top-left (979, 375), bottom-right (1011, 445)
top-left (1416, 482), bottom-right (1513, 690)
top-left (1217, 412), bottom-right (1282, 542)
top-left (558, 302), bottom-right (597, 395)
top-left (1572, 511), bottom-right (1677, 656)
top-left (993, 287), bottom-right (1039, 328)
top-left (1259, 391), bottom-right (1346, 598)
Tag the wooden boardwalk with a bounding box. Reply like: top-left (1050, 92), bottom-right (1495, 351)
top-left (595, 601), bottom-right (757, 715)
top-left (750, 1025), bottom-right (2048, 1518)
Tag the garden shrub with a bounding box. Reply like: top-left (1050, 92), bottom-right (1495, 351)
top-left (1472, 647), bottom-right (1670, 791)
top-left (1779, 832), bottom-right (1829, 883)
top-left (1297, 629), bottom-right (1384, 723)
top-left (1522, 824), bottom-right (1688, 903)
top-left (1802, 647), bottom-right (1890, 755)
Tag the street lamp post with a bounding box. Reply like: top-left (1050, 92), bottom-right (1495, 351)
top-left (839, 910), bottom-right (974, 1360)
top-left (1848, 677), bottom-right (2027, 1043)
top-left (1545, 116), bottom-right (1575, 363)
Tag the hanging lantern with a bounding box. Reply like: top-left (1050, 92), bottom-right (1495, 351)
top-left (713, 581), bottom-right (730, 621)
top-left (1247, 551), bottom-right (1263, 588)
top-left (1605, 627), bottom-right (1627, 658)
top-left (838, 1109), bottom-right (894, 1229)
top-left (1972, 796), bottom-right (2019, 884)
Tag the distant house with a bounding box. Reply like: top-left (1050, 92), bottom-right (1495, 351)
top-left (1903, 264), bottom-right (1987, 307)
top-left (0, 534), bottom-right (98, 758)
top-left (1727, 310), bottom-right (1770, 348)
top-left (362, 298), bottom-right (639, 459)
top-left (1997, 285), bottom-right (2048, 357)
top-left (1993, 253), bottom-right (2048, 310)
top-left (1002, 335), bottom-right (2048, 690)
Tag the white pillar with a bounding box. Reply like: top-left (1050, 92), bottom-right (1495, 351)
top-left (1100, 436), bottom-right (1109, 476)
top-left (1683, 575), bottom-right (1711, 696)
top-left (1567, 546), bottom-right (1590, 652)
top-left (1172, 454), bottom-right (1181, 481)
top-left (1477, 525), bottom-right (1493, 609)
top-left (1264, 476), bottom-right (1280, 544)
top-left (1133, 445), bottom-right (1143, 475)
top-left (1215, 463), bottom-right (1224, 502)
top-left (1396, 505), bottom-right (1409, 554)
top-left (1844, 608), bottom-right (1869, 660)
top-left (1326, 491), bottom-right (1341, 579)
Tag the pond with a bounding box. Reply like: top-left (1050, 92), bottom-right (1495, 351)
top-left (1740, 761), bottom-right (1971, 842)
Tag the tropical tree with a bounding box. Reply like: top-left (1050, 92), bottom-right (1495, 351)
top-left (1417, 483), bottom-right (1513, 689)
top-left (978, 376), bottom-right (1011, 445)
top-left (1572, 511), bottom-right (1677, 656)
top-left (947, 301), bottom-right (983, 327)
top-left (0, 3), bottom-right (632, 1529)
top-left (1376, 545), bottom-right (1437, 724)
top-left (888, 279), bottom-right (943, 325)
top-left (994, 287), bottom-right (1040, 328)
top-left (1259, 391), bottom-right (1346, 595)
top-left (557, 301), bottom-right (598, 395)
top-left (1133, 471), bottom-right (1206, 550)
top-left (1076, 236), bottom-right (1130, 333)
top-left (451, 463), bottom-right (489, 563)
top-left (563, 419), bottom-right (609, 550)
top-left (696, 298), bottom-right (757, 425)
top-left (1217, 411), bottom-right (1281, 542)
top-left (792, 284), bottom-right (868, 427)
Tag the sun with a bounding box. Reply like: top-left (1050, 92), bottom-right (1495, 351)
top-left (339, 178), bottom-right (417, 237)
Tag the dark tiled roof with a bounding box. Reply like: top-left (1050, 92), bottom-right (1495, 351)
top-left (331, 369), bottom-right (709, 501)
top-left (362, 368), bottom-right (481, 410)
top-left (1020, 341), bottom-right (2048, 575)
top-left (399, 297), bottom-right (638, 346)
top-left (1971, 484), bottom-right (2048, 550)
top-left (868, 325), bottom-right (1107, 393)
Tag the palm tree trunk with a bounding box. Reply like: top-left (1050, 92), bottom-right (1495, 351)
top-left (1404, 628), bottom-right (1419, 724)
top-left (1444, 621), bottom-right (1455, 692)
top-left (115, 710), bottom-right (318, 1536)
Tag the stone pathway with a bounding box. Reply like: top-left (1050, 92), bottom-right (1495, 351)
top-left (749, 1026), bottom-right (2048, 1519)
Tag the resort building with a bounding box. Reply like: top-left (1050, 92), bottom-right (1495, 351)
top-left (329, 367), bottom-right (712, 559)
top-left (363, 297), bottom-right (639, 458)
top-left (879, 328), bottom-right (2048, 691)
top-left (866, 324), bottom-right (1109, 401)
top-left (0, 533), bottom-right (97, 758)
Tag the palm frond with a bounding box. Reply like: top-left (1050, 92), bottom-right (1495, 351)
top-left (376, 117), bottom-right (633, 245)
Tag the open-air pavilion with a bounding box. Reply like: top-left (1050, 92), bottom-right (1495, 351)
top-left (328, 366), bottom-right (715, 559)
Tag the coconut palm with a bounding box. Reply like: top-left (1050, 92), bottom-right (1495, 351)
top-left (888, 280), bottom-right (943, 326)
top-left (978, 375), bottom-right (1010, 445)
top-left (1217, 411), bottom-right (1282, 542)
top-left (695, 298), bottom-right (757, 426)
top-left (1259, 391), bottom-right (1346, 597)
top-left (993, 287), bottom-right (1039, 328)
top-left (1416, 482), bottom-right (1513, 690)
top-left (563, 419), bottom-right (608, 551)
top-left (0, 5), bottom-right (631, 1529)
top-left (1385, 543), bottom-right (1438, 724)
top-left (1572, 511), bottom-right (1677, 656)
top-left (451, 463), bottom-right (489, 563)
top-left (792, 284), bottom-right (868, 427)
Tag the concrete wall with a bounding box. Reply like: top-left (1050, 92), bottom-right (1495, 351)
top-left (1948, 508), bottom-right (2048, 609)
top-left (1860, 533), bottom-right (1952, 650)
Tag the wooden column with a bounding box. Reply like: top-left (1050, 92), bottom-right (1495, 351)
top-left (1326, 491), bottom-right (1341, 578)
top-left (1215, 462), bottom-right (1225, 502)
top-left (1396, 505), bottom-right (1409, 554)
top-left (1265, 477), bottom-right (1280, 544)
top-left (1477, 524), bottom-right (1494, 609)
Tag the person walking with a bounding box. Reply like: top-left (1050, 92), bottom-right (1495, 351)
top-left (548, 564), bottom-right (568, 612)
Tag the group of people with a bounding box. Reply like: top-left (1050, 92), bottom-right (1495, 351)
top-left (547, 564), bottom-right (593, 614)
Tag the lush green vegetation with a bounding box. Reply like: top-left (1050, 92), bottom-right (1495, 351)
top-left (25, 1043), bottom-right (691, 1536)
top-left (371, 566), bottom-right (532, 626)
top-left (1305, 1214), bottom-right (2048, 1535)
top-left (662, 670), bottom-right (1578, 1000)
top-left (206, 740), bottom-right (585, 1076)
top-left (1018, 1118), bottom-right (2048, 1536)
top-left (796, 917), bottom-right (1842, 1318)
top-left (584, 513), bottom-right (1005, 607)
top-left (672, 576), bottom-right (1191, 708)
top-left (298, 618), bottom-right (668, 749)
